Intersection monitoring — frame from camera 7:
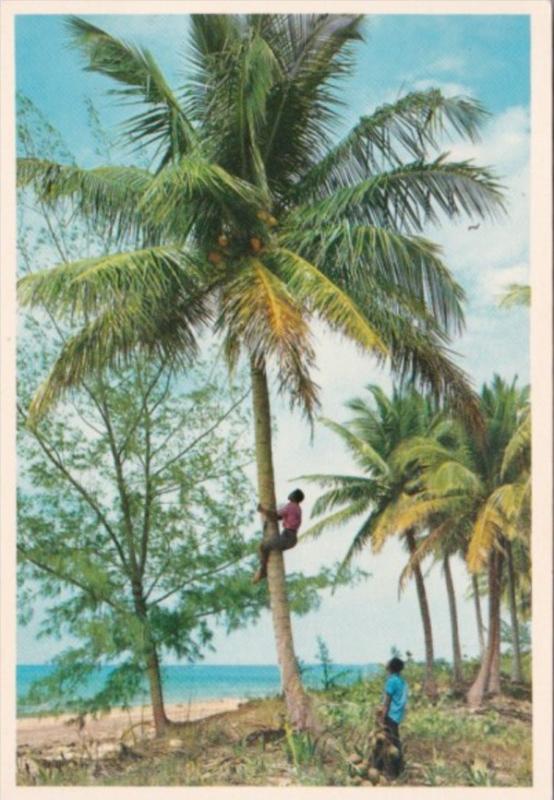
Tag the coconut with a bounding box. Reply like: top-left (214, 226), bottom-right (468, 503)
top-left (267, 215), bottom-right (278, 227)
top-left (217, 234), bottom-right (229, 248)
top-left (387, 745), bottom-right (400, 758)
top-left (250, 237), bottom-right (262, 253)
top-left (256, 210), bottom-right (269, 221)
top-left (347, 753), bottom-right (363, 765)
top-left (208, 250), bottom-right (222, 265)
top-left (367, 768), bottom-right (380, 784)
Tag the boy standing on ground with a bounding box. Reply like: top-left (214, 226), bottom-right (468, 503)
top-left (252, 489), bottom-right (304, 583)
top-left (378, 656), bottom-right (408, 776)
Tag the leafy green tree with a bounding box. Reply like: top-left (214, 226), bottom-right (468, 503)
top-left (18, 336), bottom-right (348, 733)
top-left (17, 14), bottom-right (504, 728)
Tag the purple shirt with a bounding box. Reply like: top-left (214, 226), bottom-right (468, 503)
top-left (278, 501), bottom-right (302, 532)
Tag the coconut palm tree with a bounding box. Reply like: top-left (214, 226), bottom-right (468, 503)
top-left (384, 376), bottom-right (529, 707)
top-left (300, 386), bottom-right (449, 698)
top-left (499, 283), bottom-right (531, 308)
top-left (18, 14), bottom-right (504, 729)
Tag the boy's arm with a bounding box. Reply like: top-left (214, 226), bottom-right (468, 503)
top-left (257, 503), bottom-right (282, 521)
top-left (378, 692), bottom-right (392, 722)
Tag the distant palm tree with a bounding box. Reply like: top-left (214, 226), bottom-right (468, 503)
top-left (18, 14), bottom-right (504, 729)
top-left (300, 386), bottom-right (450, 698)
top-left (499, 283), bottom-right (531, 308)
top-left (386, 376), bottom-right (529, 707)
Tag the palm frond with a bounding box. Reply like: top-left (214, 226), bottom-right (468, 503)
top-left (216, 257), bottom-right (318, 418)
top-left (67, 16), bottom-right (196, 163)
top-left (316, 418), bottom-right (389, 475)
top-left (299, 497), bottom-right (368, 541)
top-left (466, 500), bottom-right (505, 572)
top-left (138, 153), bottom-right (263, 243)
top-left (299, 90), bottom-right (489, 198)
top-left (17, 158), bottom-right (156, 243)
top-left (371, 494), bottom-right (461, 552)
top-left (501, 408), bottom-right (530, 478)
top-left (280, 222), bottom-right (465, 336)
top-left (499, 283), bottom-right (530, 309)
top-left (27, 288), bottom-right (208, 425)
top-left (290, 157), bottom-right (505, 234)
top-left (18, 246), bottom-right (207, 321)
top-left (398, 520), bottom-right (450, 592)
top-left (273, 247), bottom-right (388, 357)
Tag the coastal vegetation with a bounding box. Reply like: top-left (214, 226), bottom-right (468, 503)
top-left (15, 11), bottom-right (531, 789)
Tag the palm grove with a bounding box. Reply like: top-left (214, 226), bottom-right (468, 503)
top-left (17, 14), bottom-right (527, 732)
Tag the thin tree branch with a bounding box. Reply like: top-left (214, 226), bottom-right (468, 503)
top-left (18, 403), bottom-right (130, 574)
top-left (151, 389), bottom-right (250, 479)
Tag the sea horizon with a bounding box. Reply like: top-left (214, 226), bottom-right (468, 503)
top-left (17, 662), bottom-right (382, 716)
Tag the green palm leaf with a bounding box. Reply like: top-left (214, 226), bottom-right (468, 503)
top-left (66, 16), bottom-right (197, 163)
top-left (299, 90), bottom-right (488, 198)
top-left (292, 157), bottom-right (504, 233)
top-left (273, 248), bottom-right (388, 357)
top-left (18, 246), bottom-right (208, 320)
top-left (17, 159), bottom-right (155, 242)
top-left (216, 257), bottom-right (318, 417)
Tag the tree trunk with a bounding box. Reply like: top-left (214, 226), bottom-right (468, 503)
top-left (405, 529), bottom-right (437, 700)
top-left (250, 360), bottom-right (318, 731)
top-left (443, 554), bottom-right (463, 686)
top-left (133, 583), bottom-right (169, 736)
top-left (472, 573), bottom-right (486, 658)
top-left (506, 539), bottom-right (523, 683)
top-left (467, 548), bottom-right (504, 708)
top-left (145, 640), bottom-right (170, 736)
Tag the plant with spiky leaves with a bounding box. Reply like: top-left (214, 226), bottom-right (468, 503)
top-left (18, 14), bottom-right (504, 729)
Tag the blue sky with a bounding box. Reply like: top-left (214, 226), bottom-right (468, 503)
top-left (16, 12), bottom-right (530, 666)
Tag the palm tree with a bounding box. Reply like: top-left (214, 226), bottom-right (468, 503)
top-left (499, 283), bottom-right (531, 308)
top-left (300, 386), bottom-right (448, 698)
top-left (384, 376), bottom-right (529, 707)
top-left (18, 14), bottom-right (504, 729)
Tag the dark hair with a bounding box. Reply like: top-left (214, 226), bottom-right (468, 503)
top-left (387, 657), bottom-right (405, 673)
top-left (288, 488), bottom-right (305, 503)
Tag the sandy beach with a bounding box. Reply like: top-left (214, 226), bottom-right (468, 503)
top-left (17, 698), bottom-right (242, 752)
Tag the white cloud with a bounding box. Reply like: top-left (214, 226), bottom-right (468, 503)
top-left (426, 55), bottom-right (467, 74)
top-left (413, 79), bottom-right (474, 97)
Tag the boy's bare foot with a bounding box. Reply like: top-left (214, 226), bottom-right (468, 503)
top-left (252, 567), bottom-right (266, 584)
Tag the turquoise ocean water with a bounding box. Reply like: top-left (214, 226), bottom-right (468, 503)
top-left (17, 663), bottom-right (380, 716)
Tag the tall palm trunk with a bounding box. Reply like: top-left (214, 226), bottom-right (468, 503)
top-left (405, 529), bottom-right (437, 699)
top-left (250, 359), bottom-right (318, 731)
top-left (506, 539), bottom-right (523, 682)
top-left (472, 573), bottom-right (486, 658)
top-left (443, 554), bottom-right (463, 686)
top-left (467, 548), bottom-right (504, 708)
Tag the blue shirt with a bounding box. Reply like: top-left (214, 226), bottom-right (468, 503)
top-left (384, 673), bottom-right (408, 723)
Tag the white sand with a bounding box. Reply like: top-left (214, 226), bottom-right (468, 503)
top-left (17, 698), bottom-right (242, 751)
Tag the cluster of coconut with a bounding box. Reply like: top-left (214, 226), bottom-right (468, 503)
top-left (207, 209), bottom-right (278, 266)
top-left (346, 728), bottom-right (400, 786)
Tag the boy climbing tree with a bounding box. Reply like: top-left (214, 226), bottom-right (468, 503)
top-left (252, 489), bottom-right (305, 583)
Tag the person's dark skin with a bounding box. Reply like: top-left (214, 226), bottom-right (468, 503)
top-left (257, 503), bottom-right (281, 521)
